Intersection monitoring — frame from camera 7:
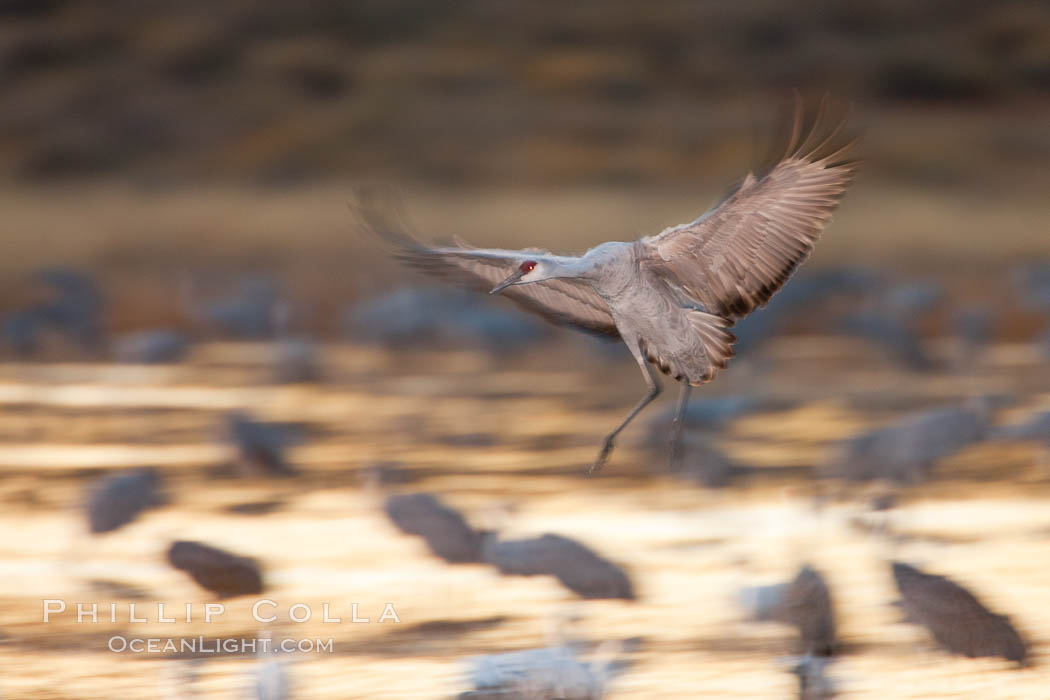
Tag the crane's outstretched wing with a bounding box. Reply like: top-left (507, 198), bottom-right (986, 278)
top-left (357, 199), bottom-right (620, 338)
top-left (640, 104), bottom-right (858, 320)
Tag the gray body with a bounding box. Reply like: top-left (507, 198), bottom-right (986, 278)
top-left (364, 102), bottom-right (856, 470)
top-left (589, 242), bottom-right (732, 386)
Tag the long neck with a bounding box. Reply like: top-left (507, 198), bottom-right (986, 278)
top-left (539, 254), bottom-right (599, 281)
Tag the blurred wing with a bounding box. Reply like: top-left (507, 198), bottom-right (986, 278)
top-left (401, 244), bottom-right (620, 337)
top-left (358, 200), bottom-right (619, 337)
top-left (641, 108), bottom-right (858, 320)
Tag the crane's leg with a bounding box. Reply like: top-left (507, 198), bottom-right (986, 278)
top-left (590, 356), bottom-right (661, 473)
top-left (669, 382), bottom-right (691, 472)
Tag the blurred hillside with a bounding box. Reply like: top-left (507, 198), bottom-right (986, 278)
top-left (2, 0), bottom-right (1049, 187)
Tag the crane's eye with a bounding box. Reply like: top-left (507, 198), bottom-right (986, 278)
top-left (520, 261), bottom-right (537, 273)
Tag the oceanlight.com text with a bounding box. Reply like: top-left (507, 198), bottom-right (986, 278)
top-left (108, 636), bottom-right (335, 654)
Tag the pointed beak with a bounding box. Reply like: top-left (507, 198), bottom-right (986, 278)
top-left (489, 269), bottom-right (525, 295)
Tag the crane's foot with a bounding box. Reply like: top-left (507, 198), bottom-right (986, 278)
top-left (589, 438), bottom-right (615, 474)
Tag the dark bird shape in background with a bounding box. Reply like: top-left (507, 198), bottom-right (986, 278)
top-left (645, 395), bottom-right (787, 438)
top-left (825, 402), bottom-right (990, 485)
top-left (227, 412), bottom-right (302, 477)
top-left (363, 100), bottom-right (857, 472)
top-left (271, 336), bottom-right (319, 383)
top-left (832, 277), bottom-right (947, 371)
top-left (879, 280), bottom-right (944, 319)
top-left (738, 565), bottom-right (836, 656)
top-left (32, 266), bottom-right (106, 352)
top-left (184, 275), bottom-right (281, 339)
top-left (2, 267), bottom-right (106, 357)
top-left (86, 467), bottom-right (164, 534)
top-left (482, 533), bottom-right (634, 601)
top-left (670, 435), bottom-right (742, 488)
top-left (384, 492), bottom-right (488, 564)
top-left (891, 561), bottom-right (1027, 665)
top-left (730, 266), bottom-right (880, 358)
top-left (836, 312), bottom-right (933, 371)
top-left (167, 540), bottom-right (264, 599)
top-left (270, 298), bottom-right (320, 384)
top-left (1, 308), bottom-right (44, 357)
top-left (343, 286), bottom-right (546, 354)
top-left (112, 329), bottom-right (190, 364)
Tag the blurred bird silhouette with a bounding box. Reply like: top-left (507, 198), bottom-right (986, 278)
top-left (460, 638), bottom-right (622, 700)
top-left (86, 467), bottom-right (164, 534)
top-left (880, 280), bottom-right (944, 319)
top-left (271, 336), bottom-right (319, 383)
top-left (383, 492), bottom-right (489, 564)
top-left (832, 277), bottom-right (949, 371)
top-left (836, 311), bottom-right (933, 371)
top-left (3, 267), bottom-right (106, 357)
top-left (363, 100), bottom-right (857, 471)
top-left (113, 329), bottom-right (190, 364)
top-left (1, 308), bottom-right (44, 357)
top-left (738, 564), bottom-right (836, 656)
top-left (730, 266), bottom-right (880, 358)
top-left (167, 540), bottom-right (264, 599)
top-left (183, 275), bottom-right (280, 339)
top-left (825, 401), bottom-right (992, 485)
top-left (482, 533), bottom-right (634, 600)
top-left (270, 299), bottom-right (320, 383)
top-left (645, 395), bottom-right (790, 438)
top-left (226, 412), bottom-right (301, 477)
top-left (891, 561), bottom-right (1027, 664)
top-left (342, 286), bottom-right (546, 353)
top-left (32, 266), bottom-right (106, 352)
top-left (669, 435), bottom-right (742, 488)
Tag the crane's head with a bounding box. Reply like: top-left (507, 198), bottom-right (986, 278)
top-left (489, 260), bottom-right (540, 294)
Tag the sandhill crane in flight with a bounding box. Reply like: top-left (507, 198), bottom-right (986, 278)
top-left (363, 102), bottom-right (857, 471)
